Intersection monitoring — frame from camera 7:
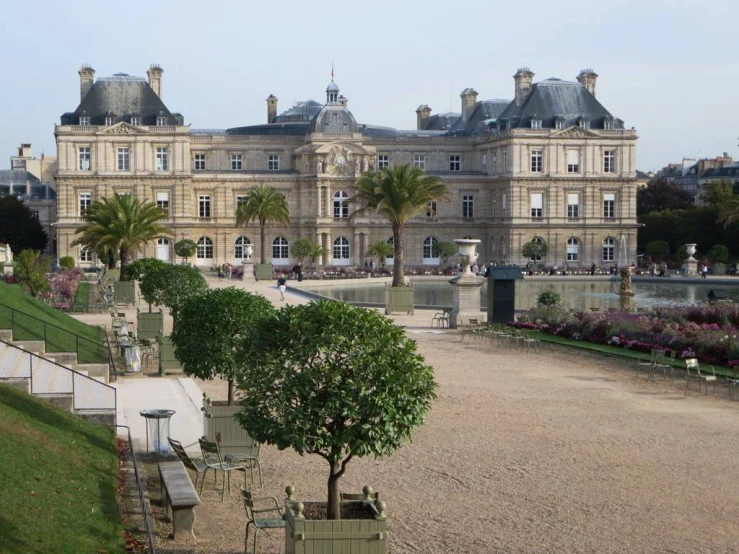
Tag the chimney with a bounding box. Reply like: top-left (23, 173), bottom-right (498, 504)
top-left (147, 64), bottom-right (164, 98)
top-left (460, 88), bottom-right (478, 122)
top-left (416, 104), bottom-right (432, 130)
top-left (513, 67), bottom-right (534, 107)
top-left (338, 95), bottom-right (348, 108)
top-left (78, 65), bottom-right (95, 101)
top-left (18, 143), bottom-right (32, 158)
top-left (266, 94), bottom-right (278, 123)
top-left (577, 68), bottom-right (598, 97)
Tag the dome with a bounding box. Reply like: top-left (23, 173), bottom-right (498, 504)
top-left (326, 80), bottom-right (340, 92)
top-left (310, 104), bottom-right (357, 134)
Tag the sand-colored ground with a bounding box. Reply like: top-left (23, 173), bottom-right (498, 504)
top-left (80, 277), bottom-right (739, 553)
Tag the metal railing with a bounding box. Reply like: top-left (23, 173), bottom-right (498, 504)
top-left (0, 302), bottom-right (107, 364)
top-left (112, 425), bottom-right (158, 554)
top-left (104, 326), bottom-right (118, 382)
top-left (0, 338), bottom-right (117, 414)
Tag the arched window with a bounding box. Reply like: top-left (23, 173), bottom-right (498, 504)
top-left (602, 237), bottom-right (616, 262)
top-left (385, 237), bottom-right (394, 265)
top-left (567, 238), bottom-right (580, 262)
top-left (423, 236), bottom-right (439, 265)
top-left (156, 238), bottom-right (171, 262)
top-left (234, 236), bottom-right (251, 259)
top-left (80, 246), bottom-right (93, 263)
top-left (333, 237), bottom-right (350, 263)
top-left (333, 191), bottom-right (349, 219)
top-left (196, 237), bottom-right (213, 259)
top-left (272, 236), bottom-right (289, 260)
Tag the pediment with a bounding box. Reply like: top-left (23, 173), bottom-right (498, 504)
top-left (551, 126), bottom-right (600, 139)
top-left (314, 141), bottom-right (370, 156)
top-left (98, 122), bottom-right (148, 135)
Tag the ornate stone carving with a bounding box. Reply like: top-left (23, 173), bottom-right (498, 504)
top-left (327, 145), bottom-right (350, 175)
top-left (101, 123), bottom-right (139, 134)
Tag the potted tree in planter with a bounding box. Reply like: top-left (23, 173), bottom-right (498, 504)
top-left (707, 244), bottom-right (730, 275)
top-left (353, 165), bottom-right (448, 314)
top-left (174, 238), bottom-right (197, 266)
top-left (236, 183), bottom-right (291, 281)
top-left (236, 301), bottom-right (436, 553)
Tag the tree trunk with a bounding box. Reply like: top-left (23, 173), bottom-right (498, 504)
top-left (119, 248), bottom-right (131, 281)
top-left (260, 221), bottom-right (266, 265)
top-left (107, 249), bottom-right (116, 269)
top-left (392, 224), bottom-right (404, 287)
top-left (327, 461), bottom-right (342, 520)
top-left (227, 379), bottom-right (235, 406)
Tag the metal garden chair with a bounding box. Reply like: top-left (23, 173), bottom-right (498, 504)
top-left (684, 358), bottom-right (717, 396)
top-left (198, 437), bottom-right (248, 501)
top-left (168, 438), bottom-right (208, 495)
top-left (240, 486), bottom-right (285, 554)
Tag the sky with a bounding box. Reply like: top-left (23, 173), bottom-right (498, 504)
top-left (1, 0), bottom-right (737, 173)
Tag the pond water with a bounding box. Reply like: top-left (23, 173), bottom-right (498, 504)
top-left (303, 279), bottom-right (739, 311)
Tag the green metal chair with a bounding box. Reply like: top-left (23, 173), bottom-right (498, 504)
top-left (240, 486), bottom-right (285, 554)
top-left (198, 438), bottom-right (248, 501)
top-left (168, 438), bottom-right (208, 495)
top-left (224, 439), bottom-right (263, 488)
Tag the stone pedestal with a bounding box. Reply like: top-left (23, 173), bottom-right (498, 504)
top-left (685, 258), bottom-right (698, 276)
top-left (450, 274), bottom-right (484, 329)
top-left (242, 262), bottom-right (255, 281)
top-left (3, 262), bottom-right (12, 276)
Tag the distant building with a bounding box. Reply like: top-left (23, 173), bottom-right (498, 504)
top-left (54, 64), bottom-right (638, 269)
top-left (657, 154), bottom-right (733, 202)
top-left (0, 144), bottom-right (57, 254)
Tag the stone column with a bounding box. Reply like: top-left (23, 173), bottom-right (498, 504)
top-left (325, 232), bottom-right (333, 266)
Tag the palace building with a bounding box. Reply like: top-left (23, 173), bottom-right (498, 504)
top-left (54, 64), bottom-right (638, 269)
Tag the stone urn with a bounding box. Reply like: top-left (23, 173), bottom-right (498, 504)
top-left (685, 244), bottom-right (697, 261)
top-left (684, 243), bottom-right (698, 276)
top-left (449, 239), bottom-right (484, 329)
top-left (455, 239), bottom-right (480, 277)
top-left (242, 244), bottom-right (254, 281)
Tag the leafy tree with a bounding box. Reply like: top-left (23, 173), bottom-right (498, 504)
top-left (236, 301), bottom-right (436, 520)
top-left (367, 240), bottom-right (394, 266)
top-left (0, 195), bottom-right (48, 253)
top-left (522, 239), bottom-right (548, 261)
top-left (72, 195), bottom-right (172, 281)
top-left (432, 241), bottom-right (458, 263)
top-left (171, 288), bottom-right (275, 405)
top-left (156, 264), bottom-right (208, 318)
top-left (59, 256), bottom-right (75, 270)
top-left (637, 177), bottom-right (694, 215)
top-left (700, 180), bottom-right (736, 209)
top-left (174, 239), bottom-right (197, 264)
top-left (352, 165), bottom-right (448, 287)
top-left (15, 249), bottom-right (51, 297)
top-left (128, 258), bottom-right (170, 311)
top-left (707, 245), bottom-right (730, 264)
top-left (645, 240), bottom-right (670, 261)
top-left (235, 184), bottom-right (291, 265)
top-left (537, 290), bottom-right (561, 306)
top-left (291, 238), bottom-right (324, 267)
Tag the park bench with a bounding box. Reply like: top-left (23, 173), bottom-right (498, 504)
top-left (158, 460), bottom-right (201, 540)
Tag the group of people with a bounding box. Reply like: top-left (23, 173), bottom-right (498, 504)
top-left (363, 260), bottom-right (377, 271)
top-left (217, 263), bottom-right (233, 280)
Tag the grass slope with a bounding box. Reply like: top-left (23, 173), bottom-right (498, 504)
top-left (0, 282), bottom-right (105, 363)
top-left (0, 384), bottom-right (125, 554)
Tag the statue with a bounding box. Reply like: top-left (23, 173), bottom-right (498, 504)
top-left (3, 244), bottom-right (12, 264)
top-left (619, 266), bottom-right (635, 297)
top-left (317, 159), bottom-right (323, 174)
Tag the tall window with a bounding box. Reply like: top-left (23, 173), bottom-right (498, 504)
top-left (268, 155), bottom-right (280, 171)
top-left (333, 191), bottom-right (349, 218)
top-left (272, 237), bottom-right (289, 260)
top-left (502, 150), bottom-right (507, 171)
top-left (333, 237), bottom-right (350, 260)
top-left (423, 236), bottom-right (439, 260)
top-left (603, 193), bottom-right (616, 218)
top-left (604, 150), bottom-right (615, 173)
top-left (231, 154), bottom-right (242, 170)
top-left (80, 247), bottom-right (93, 263)
top-left (413, 155), bottom-right (426, 170)
top-left (236, 195), bottom-right (247, 208)
top-left (117, 147), bottom-right (130, 171)
top-left (130, 116), bottom-right (141, 126)
top-left (603, 238), bottom-right (615, 262)
top-left (234, 236), bottom-right (251, 259)
top-left (449, 155), bottom-right (461, 172)
top-left (79, 193), bottom-right (91, 215)
top-left (377, 155), bottom-right (389, 169)
top-left (463, 195), bottom-right (474, 219)
top-left (567, 193), bottom-right (580, 218)
top-left (567, 150), bottom-right (580, 173)
top-left (531, 149), bottom-right (543, 173)
top-left (79, 147), bottom-right (91, 171)
top-left (156, 192), bottom-right (169, 215)
top-left (156, 148), bottom-right (169, 171)
top-left (604, 119), bottom-right (614, 130)
top-left (194, 154), bottom-right (205, 170)
top-left (502, 193), bottom-right (507, 215)
top-left (79, 116), bottom-right (90, 126)
top-left (492, 153), bottom-right (498, 174)
top-left (579, 119), bottom-right (590, 129)
top-left (196, 237), bottom-right (213, 259)
top-left (567, 238), bottom-right (580, 262)
top-left (530, 193), bottom-right (543, 218)
top-left (199, 195), bottom-right (211, 218)
top-left (555, 118), bottom-right (565, 130)
top-left (426, 201), bottom-right (437, 218)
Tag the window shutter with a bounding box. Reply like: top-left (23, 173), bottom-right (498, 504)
top-left (603, 193), bottom-right (615, 201)
top-left (567, 193), bottom-right (579, 205)
top-left (530, 193), bottom-right (543, 209)
top-left (567, 150), bottom-right (580, 165)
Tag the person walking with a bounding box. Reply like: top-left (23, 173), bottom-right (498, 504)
top-left (701, 264), bottom-right (708, 279)
top-left (277, 273), bottom-right (287, 300)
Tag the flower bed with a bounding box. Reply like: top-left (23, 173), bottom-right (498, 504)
top-left (42, 269), bottom-right (84, 310)
top-left (512, 304), bottom-right (739, 367)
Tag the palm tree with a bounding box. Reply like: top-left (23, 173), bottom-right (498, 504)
top-left (367, 240), bottom-right (394, 267)
top-left (353, 165), bottom-right (448, 286)
top-left (235, 184), bottom-right (291, 265)
top-left (72, 194), bottom-right (172, 281)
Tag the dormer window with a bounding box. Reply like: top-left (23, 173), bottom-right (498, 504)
top-left (130, 116), bottom-right (141, 126)
top-left (105, 116), bottom-right (115, 126)
top-left (604, 118), bottom-right (613, 130)
top-left (578, 118), bottom-right (590, 130)
top-left (531, 119), bottom-right (542, 129)
top-left (555, 118), bottom-right (565, 130)
top-left (79, 116), bottom-right (90, 126)
top-left (157, 116), bottom-right (167, 126)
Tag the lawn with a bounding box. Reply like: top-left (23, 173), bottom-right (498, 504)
top-left (0, 281), bottom-right (106, 363)
top-left (0, 384), bottom-right (125, 554)
top-left (73, 281), bottom-right (91, 312)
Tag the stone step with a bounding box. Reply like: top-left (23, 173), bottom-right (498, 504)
top-left (72, 363), bottom-right (110, 383)
top-left (46, 352), bottom-right (78, 366)
top-left (0, 329), bottom-right (12, 341)
top-left (13, 341), bottom-right (46, 355)
top-left (41, 393), bottom-right (74, 412)
top-left (0, 378), bottom-right (30, 393)
top-left (75, 410), bottom-right (116, 426)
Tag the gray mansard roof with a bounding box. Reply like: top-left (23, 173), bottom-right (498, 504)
top-left (60, 73), bottom-right (183, 126)
top-left (497, 78), bottom-right (623, 130)
top-left (0, 170), bottom-right (56, 199)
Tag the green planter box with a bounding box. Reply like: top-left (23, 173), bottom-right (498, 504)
top-left (255, 264), bottom-right (273, 281)
top-left (202, 397), bottom-right (259, 459)
top-left (136, 309), bottom-right (164, 340)
top-left (284, 487), bottom-right (387, 554)
top-left (114, 280), bottom-right (135, 306)
top-left (157, 335), bottom-right (182, 374)
top-left (384, 284), bottom-right (414, 315)
top-left (713, 263), bottom-right (727, 275)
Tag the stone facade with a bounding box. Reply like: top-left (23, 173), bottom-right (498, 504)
top-left (55, 65), bottom-right (639, 270)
